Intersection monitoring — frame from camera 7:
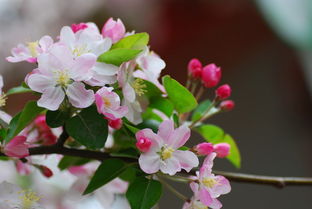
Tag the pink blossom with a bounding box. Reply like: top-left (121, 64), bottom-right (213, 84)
top-left (195, 142), bottom-right (214, 155)
top-left (71, 23), bottom-right (88, 33)
top-left (27, 44), bottom-right (96, 110)
top-left (6, 36), bottom-right (53, 63)
top-left (219, 100), bottom-right (235, 111)
top-left (137, 120), bottom-right (199, 175)
top-left (215, 84), bottom-right (231, 100)
top-left (101, 18), bottom-right (126, 43)
top-left (4, 136), bottom-right (29, 158)
top-left (188, 58), bottom-right (202, 79)
top-left (201, 64), bottom-right (222, 88)
top-left (108, 118), bottom-right (123, 130)
top-left (189, 153), bottom-right (231, 209)
top-left (213, 143), bottom-right (230, 158)
top-left (95, 87), bottom-right (128, 120)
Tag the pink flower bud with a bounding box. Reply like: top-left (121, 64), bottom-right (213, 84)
top-left (220, 100), bottom-right (235, 111)
top-left (201, 64), bottom-right (222, 88)
top-left (215, 84), bottom-right (231, 100)
top-left (34, 115), bottom-right (50, 132)
top-left (195, 142), bottom-right (214, 155)
top-left (4, 136), bottom-right (29, 158)
top-left (213, 143), bottom-right (230, 158)
top-left (101, 18), bottom-right (126, 43)
top-left (188, 58), bottom-right (202, 79)
top-left (41, 131), bottom-right (57, 145)
top-left (71, 23), bottom-right (88, 33)
top-left (40, 165), bottom-right (53, 178)
top-left (108, 118), bottom-right (123, 130)
top-left (136, 137), bottom-right (152, 152)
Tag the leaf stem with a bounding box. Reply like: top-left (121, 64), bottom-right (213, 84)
top-left (157, 175), bottom-right (189, 202)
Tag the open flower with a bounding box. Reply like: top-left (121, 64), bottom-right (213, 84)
top-left (27, 44), bottom-right (96, 110)
top-left (136, 120), bottom-right (199, 175)
top-left (190, 153), bottom-right (231, 209)
top-left (6, 36), bottom-right (53, 63)
top-left (95, 87), bottom-right (128, 120)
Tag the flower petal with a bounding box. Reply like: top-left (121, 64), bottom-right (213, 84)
top-left (138, 152), bottom-right (161, 174)
top-left (209, 176), bottom-right (231, 198)
top-left (92, 62), bottom-right (119, 76)
top-left (70, 53), bottom-right (96, 81)
top-left (66, 82), bottom-right (94, 108)
top-left (160, 156), bottom-right (181, 176)
top-left (37, 86), bottom-right (65, 111)
top-left (199, 188), bottom-right (213, 206)
top-left (167, 124), bottom-right (190, 149)
top-left (157, 120), bottom-right (174, 143)
top-left (174, 150), bottom-right (199, 172)
top-left (27, 72), bottom-right (55, 93)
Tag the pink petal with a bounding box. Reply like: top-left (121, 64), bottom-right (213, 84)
top-left (92, 62), bottom-right (119, 76)
top-left (209, 198), bottom-right (222, 209)
top-left (4, 136), bottom-right (29, 158)
top-left (27, 72), bottom-right (55, 93)
top-left (157, 120), bottom-right (174, 143)
top-left (123, 83), bottom-right (136, 103)
top-left (138, 152), bottom-right (161, 174)
top-left (174, 150), bottom-right (199, 172)
top-left (199, 188), bottom-right (213, 206)
top-left (209, 176), bottom-right (231, 198)
top-left (66, 82), bottom-right (94, 108)
top-left (136, 129), bottom-right (162, 149)
top-left (39, 35), bottom-right (53, 52)
top-left (167, 124), bottom-right (190, 149)
top-left (160, 156), bottom-right (181, 176)
top-left (201, 153), bottom-right (217, 177)
top-left (37, 86), bottom-right (65, 111)
top-left (70, 53), bottom-right (96, 81)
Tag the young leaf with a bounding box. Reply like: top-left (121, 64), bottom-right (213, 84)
top-left (5, 101), bottom-right (44, 142)
top-left (124, 123), bottom-right (140, 134)
top-left (66, 105), bottom-right (108, 149)
top-left (6, 86), bottom-right (32, 96)
top-left (191, 99), bottom-right (212, 122)
top-left (142, 80), bottom-right (162, 99)
top-left (58, 156), bottom-right (90, 170)
top-left (149, 97), bottom-right (174, 117)
top-left (126, 176), bottom-right (162, 209)
top-left (46, 109), bottom-right (71, 128)
top-left (83, 159), bottom-right (131, 194)
top-left (98, 48), bottom-right (141, 66)
top-left (223, 134), bottom-right (241, 169)
top-left (163, 75), bottom-right (197, 114)
top-left (112, 33), bottom-right (149, 50)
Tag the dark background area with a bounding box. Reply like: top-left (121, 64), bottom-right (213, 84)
top-left (1, 0), bottom-right (311, 208)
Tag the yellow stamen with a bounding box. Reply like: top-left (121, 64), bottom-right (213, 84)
top-left (193, 201), bottom-right (208, 209)
top-left (132, 78), bottom-right (147, 96)
top-left (18, 189), bottom-right (41, 209)
top-left (161, 146), bottom-right (175, 160)
top-left (103, 97), bottom-right (111, 108)
top-left (27, 41), bottom-right (39, 57)
top-left (56, 71), bottom-right (70, 87)
top-left (202, 177), bottom-right (218, 188)
top-left (72, 45), bottom-right (89, 57)
top-left (0, 94), bottom-right (7, 107)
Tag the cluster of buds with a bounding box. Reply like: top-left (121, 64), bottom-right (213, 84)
top-left (194, 142), bottom-right (230, 158)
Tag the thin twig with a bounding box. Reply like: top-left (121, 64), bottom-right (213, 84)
top-left (157, 175), bottom-right (190, 202)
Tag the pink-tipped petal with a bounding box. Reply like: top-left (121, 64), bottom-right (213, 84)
top-left (174, 150), bottom-right (199, 172)
top-left (199, 188), bottom-right (213, 206)
top-left (167, 124), bottom-right (190, 149)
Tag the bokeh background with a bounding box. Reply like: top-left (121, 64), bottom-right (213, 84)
top-left (0, 0), bottom-right (311, 208)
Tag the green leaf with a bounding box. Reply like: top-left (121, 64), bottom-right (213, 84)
top-left (98, 48), bottom-right (141, 66)
top-left (142, 108), bottom-right (163, 122)
top-left (46, 109), bottom-right (71, 128)
top-left (112, 33), bottom-right (149, 50)
top-left (124, 123), bottom-right (140, 134)
top-left (66, 105), bottom-right (108, 149)
top-left (191, 99), bottom-right (212, 122)
top-left (126, 176), bottom-right (162, 209)
top-left (163, 75), bottom-right (197, 114)
top-left (6, 86), bottom-right (32, 96)
top-left (83, 159), bottom-right (131, 194)
top-left (5, 101), bottom-right (44, 142)
top-left (223, 134), bottom-right (241, 169)
top-left (142, 80), bottom-right (163, 99)
top-left (195, 125), bottom-right (241, 168)
top-left (58, 156), bottom-right (90, 170)
top-left (149, 97), bottom-right (174, 117)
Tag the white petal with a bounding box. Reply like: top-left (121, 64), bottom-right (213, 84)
top-left (37, 87), bottom-right (65, 110)
top-left (60, 26), bottom-right (75, 49)
top-left (139, 152), bottom-right (161, 174)
top-left (174, 150), bottom-right (199, 172)
top-left (66, 82), bottom-right (94, 108)
top-left (27, 73), bottom-right (55, 93)
top-left (92, 62), bottom-right (119, 76)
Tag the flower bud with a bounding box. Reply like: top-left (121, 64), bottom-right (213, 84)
top-left (136, 137), bottom-right (152, 152)
top-left (213, 143), bottom-right (230, 158)
top-left (34, 115), bottom-right (50, 132)
top-left (220, 100), bottom-right (235, 111)
top-left (39, 165), bottom-right (53, 178)
top-left (102, 18), bottom-right (126, 43)
top-left (195, 142), bottom-right (214, 155)
top-left (4, 135), bottom-right (29, 158)
top-left (71, 23), bottom-right (88, 33)
top-left (201, 64), bottom-right (222, 88)
top-left (108, 118), bottom-right (123, 130)
top-left (188, 58), bottom-right (202, 79)
top-left (215, 84), bottom-right (231, 100)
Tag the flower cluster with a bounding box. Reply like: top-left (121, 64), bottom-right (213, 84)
top-left (2, 18), bottom-right (239, 209)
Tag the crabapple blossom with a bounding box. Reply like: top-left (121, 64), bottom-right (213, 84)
top-left (4, 135), bottom-right (29, 158)
top-left (190, 153), bottom-right (231, 209)
top-left (26, 44), bottom-right (96, 110)
top-left (215, 84), bottom-right (231, 100)
top-left (188, 58), bottom-right (203, 79)
top-left (136, 120), bottom-right (199, 175)
top-left (136, 136), bottom-right (152, 152)
top-left (201, 64), bottom-right (222, 88)
top-left (195, 142), bottom-right (214, 155)
top-left (213, 143), bottom-right (230, 158)
top-left (220, 100), bottom-right (235, 111)
top-left (16, 160), bottom-right (31, 176)
top-left (101, 18), bottom-right (126, 43)
top-left (95, 87), bottom-right (128, 120)
top-left (6, 35), bottom-right (53, 63)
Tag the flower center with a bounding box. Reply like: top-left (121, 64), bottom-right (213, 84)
top-left (161, 146), bottom-right (175, 160)
top-left (202, 177), bottom-right (218, 188)
top-left (132, 78), bottom-right (147, 96)
top-left (0, 94), bottom-right (7, 107)
top-left (18, 190), bottom-right (41, 209)
top-left (56, 71), bottom-right (71, 87)
top-left (27, 41), bottom-right (39, 57)
top-left (193, 200), bottom-right (208, 209)
top-left (72, 45), bottom-right (89, 57)
top-left (103, 97), bottom-right (111, 108)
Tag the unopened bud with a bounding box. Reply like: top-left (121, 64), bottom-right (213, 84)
top-left (201, 64), bottom-right (221, 88)
top-left (213, 143), bottom-right (230, 158)
top-left (195, 142), bottom-right (214, 155)
top-left (71, 23), bottom-right (88, 33)
top-left (102, 18), bottom-right (126, 43)
top-left (215, 84), bottom-right (231, 100)
top-left (220, 100), bottom-right (235, 111)
top-left (188, 58), bottom-right (202, 79)
top-left (39, 165), bottom-right (53, 178)
top-left (108, 118), bottom-right (123, 130)
top-left (136, 137), bottom-right (152, 152)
